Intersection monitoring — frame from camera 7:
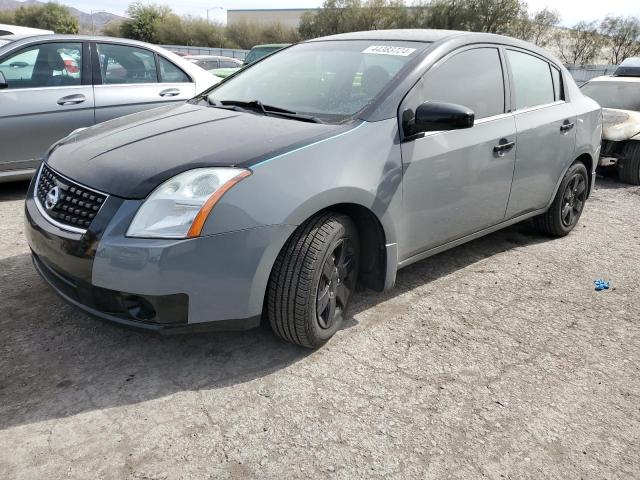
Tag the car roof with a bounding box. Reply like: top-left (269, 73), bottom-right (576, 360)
top-left (0, 34), bottom-right (175, 50)
top-left (309, 29), bottom-right (466, 43)
top-left (0, 34), bottom-right (27, 42)
top-left (252, 44), bottom-right (290, 49)
top-left (185, 55), bottom-right (239, 61)
top-left (587, 75), bottom-right (640, 84)
top-left (305, 29), bottom-right (564, 67)
top-left (619, 57), bottom-right (640, 67)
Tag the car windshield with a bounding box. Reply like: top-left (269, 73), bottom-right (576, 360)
top-left (581, 81), bottom-right (640, 111)
top-left (201, 40), bottom-right (428, 123)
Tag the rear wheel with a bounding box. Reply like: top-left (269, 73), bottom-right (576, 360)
top-left (618, 141), bottom-right (640, 185)
top-left (534, 162), bottom-right (589, 237)
top-left (267, 212), bottom-right (359, 348)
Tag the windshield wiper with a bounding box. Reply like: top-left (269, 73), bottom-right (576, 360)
top-left (210, 99), bottom-right (323, 123)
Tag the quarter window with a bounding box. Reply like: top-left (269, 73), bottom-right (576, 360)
top-left (551, 66), bottom-right (563, 101)
top-left (409, 47), bottom-right (505, 120)
top-left (159, 56), bottom-right (190, 83)
top-left (507, 50), bottom-right (555, 109)
top-left (0, 42), bottom-right (82, 89)
top-left (97, 43), bottom-right (158, 84)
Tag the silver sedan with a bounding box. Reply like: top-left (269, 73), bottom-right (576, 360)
top-left (0, 35), bottom-right (220, 182)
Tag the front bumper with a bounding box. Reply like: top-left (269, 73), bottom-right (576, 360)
top-left (25, 175), bottom-right (295, 333)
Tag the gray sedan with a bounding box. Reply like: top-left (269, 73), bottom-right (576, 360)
top-left (0, 35), bottom-right (219, 182)
top-left (25, 30), bottom-right (602, 348)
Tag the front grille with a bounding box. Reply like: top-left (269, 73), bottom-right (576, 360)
top-left (35, 164), bottom-right (107, 231)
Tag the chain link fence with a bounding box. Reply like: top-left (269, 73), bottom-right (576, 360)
top-left (565, 65), bottom-right (617, 85)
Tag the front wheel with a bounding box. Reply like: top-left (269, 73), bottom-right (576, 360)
top-left (534, 162), bottom-right (589, 237)
top-left (266, 212), bottom-right (359, 349)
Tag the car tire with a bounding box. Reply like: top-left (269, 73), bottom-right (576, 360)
top-left (267, 212), bottom-right (359, 349)
top-left (533, 161), bottom-right (589, 237)
top-left (618, 141), bottom-right (640, 185)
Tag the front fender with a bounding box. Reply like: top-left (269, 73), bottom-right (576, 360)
top-left (202, 119), bottom-right (404, 247)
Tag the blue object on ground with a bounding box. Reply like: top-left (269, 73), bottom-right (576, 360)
top-left (594, 279), bottom-right (610, 291)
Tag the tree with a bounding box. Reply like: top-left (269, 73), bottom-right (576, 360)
top-left (102, 21), bottom-right (123, 37)
top-left (555, 21), bottom-right (603, 65)
top-left (226, 20), bottom-right (299, 49)
top-left (0, 10), bottom-right (15, 25)
top-left (467, 0), bottom-right (524, 34)
top-left (411, 0), bottom-right (472, 30)
top-left (599, 15), bottom-right (640, 65)
top-left (511, 7), bottom-right (560, 47)
top-left (119, 2), bottom-right (174, 43)
top-left (13, 2), bottom-right (79, 34)
top-left (299, 0), bottom-right (411, 39)
top-left (156, 16), bottom-right (231, 48)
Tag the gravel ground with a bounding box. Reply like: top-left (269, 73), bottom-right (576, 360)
top-left (0, 177), bottom-right (639, 479)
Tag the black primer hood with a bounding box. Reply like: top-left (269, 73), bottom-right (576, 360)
top-left (47, 103), bottom-right (349, 199)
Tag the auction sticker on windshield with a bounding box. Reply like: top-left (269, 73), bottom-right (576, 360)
top-left (362, 46), bottom-right (416, 56)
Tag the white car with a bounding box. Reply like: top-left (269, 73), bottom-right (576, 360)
top-left (0, 24), bottom-right (53, 36)
top-left (581, 64), bottom-right (640, 185)
top-left (0, 34), bottom-right (221, 182)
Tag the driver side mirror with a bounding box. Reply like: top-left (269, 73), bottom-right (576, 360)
top-left (404, 101), bottom-right (474, 137)
top-left (0, 71), bottom-right (7, 90)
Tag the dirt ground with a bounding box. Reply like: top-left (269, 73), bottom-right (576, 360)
top-left (0, 177), bottom-right (638, 480)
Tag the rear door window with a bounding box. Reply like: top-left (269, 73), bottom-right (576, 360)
top-left (408, 47), bottom-right (505, 120)
top-left (158, 56), bottom-right (190, 83)
top-left (507, 50), bottom-right (555, 109)
top-left (97, 43), bottom-right (158, 84)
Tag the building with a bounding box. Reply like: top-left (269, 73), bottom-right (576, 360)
top-left (227, 9), bottom-right (318, 28)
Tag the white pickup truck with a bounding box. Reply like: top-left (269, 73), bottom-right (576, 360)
top-left (581, 58), bottom-right (640, 185)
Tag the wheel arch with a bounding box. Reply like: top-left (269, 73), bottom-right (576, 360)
top-left (574, 152), bottom-right (594, 197)
top-left (277, 192), bottom-right (398, 293)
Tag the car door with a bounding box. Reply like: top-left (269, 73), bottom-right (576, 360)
top-left (0, 41), bottom-right (94, 174)
top-left (398, 46), bottom-right (517, 260)
top-left (92, 42), bottom-right (196, 124)
top-left (504, 49), bottom-right (577, 218)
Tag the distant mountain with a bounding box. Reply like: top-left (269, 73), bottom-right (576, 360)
top-left (0, 0), bottom-right (124, 34)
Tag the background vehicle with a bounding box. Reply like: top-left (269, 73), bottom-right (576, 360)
top-left (209, 43), bottom-right (289, 78)
top-left (25, 30), bottom-right (601, 349)
top-left (0, 34), bottom-right (220, 183)
top-left (0, 24), bottom-right (53, 36)
top-left (582, 72), bottom-right (640, 184)
top-left (613, 57), bottom-right (640, 77)
top-left (184, 54), bottom-right (242, 72)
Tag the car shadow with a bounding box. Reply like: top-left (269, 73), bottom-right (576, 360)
top-left (595, 174), bottom-right (639, 192)
top-left (0, 180), bottom-right (30, 201)
top-left (0, 219), bottom-right (553, 430)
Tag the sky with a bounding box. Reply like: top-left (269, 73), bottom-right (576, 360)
top-left (48, 0), bottom-right (640, 27)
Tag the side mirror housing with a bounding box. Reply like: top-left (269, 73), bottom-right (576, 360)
top-left (0, 71), bottom-right (8, 90)
top-left (404, 101), bottom-right (475, 136)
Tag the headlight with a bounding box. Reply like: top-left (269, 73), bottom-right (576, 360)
top-left (127, 168), bottom-right (251, 239)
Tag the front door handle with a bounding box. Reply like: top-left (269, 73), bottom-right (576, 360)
top-left (493, 139), bottom-right (516, 157)
top-left (57, 94), bottom-right (86, 106)
top-left (560, 121), bottom-right (575, 133)
top-left (159, 88), bottom-right (180, 97)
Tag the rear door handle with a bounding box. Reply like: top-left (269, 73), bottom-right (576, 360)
top-left (493, 140), bottom-right (515, 157)
top-left (57, 94), bottom-right (86, 106)
top-left (159, 88), bottom-right (180, 97)
top-left (560, 121), bottom-right (575, 133)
